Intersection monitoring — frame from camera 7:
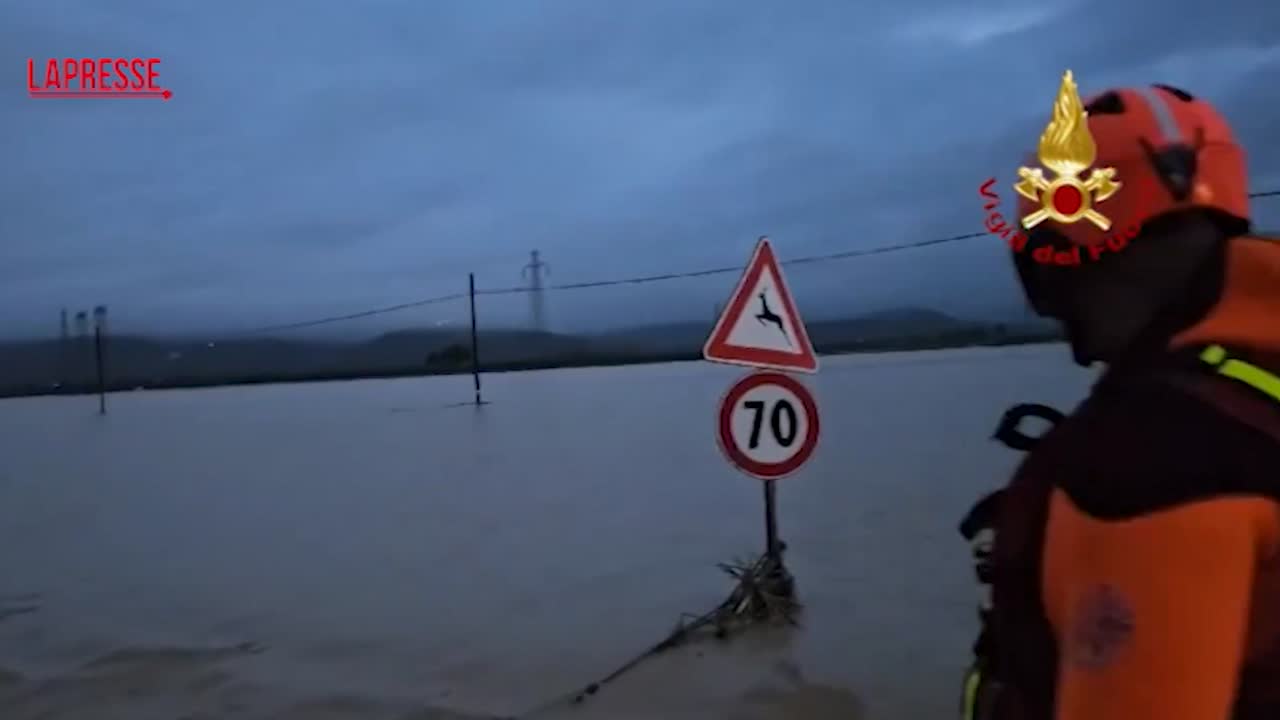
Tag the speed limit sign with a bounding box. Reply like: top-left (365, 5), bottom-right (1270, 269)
top-left (717, 371), bottom-right (820, 479)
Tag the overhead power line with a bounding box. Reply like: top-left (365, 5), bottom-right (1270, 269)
top-left (225, 189), bottom-right (1280, 334)
top-left (239, 293), bottom-right (467, 335)
top-left (475, 231), bottom-right (989, 296)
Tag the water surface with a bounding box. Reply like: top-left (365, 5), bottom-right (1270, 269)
top-left (0, 344), bottom-right (1093, 719)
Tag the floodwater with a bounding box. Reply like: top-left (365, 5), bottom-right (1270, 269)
top-left (0, 345), bottom-right (1094, 720)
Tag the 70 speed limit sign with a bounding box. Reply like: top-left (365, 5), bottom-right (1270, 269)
top-left (717, 371), bottom-right (820, 479)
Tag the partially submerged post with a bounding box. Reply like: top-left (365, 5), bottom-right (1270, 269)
top-left (527, 238), bottom-right (822, 712)
top-left (701, 237), bottom-right (820, 621)
top-left (708, 371), bottom-right (817, 629)
top-left (93, 324), bottom-right (106, 415)
top-left (92, 302), bottom-right (108, 415)
top-left (468, 273), bottom-right (482, 405)
top-left (764, 479), bottom-right (780, 560)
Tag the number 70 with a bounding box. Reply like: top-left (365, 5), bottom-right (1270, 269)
top-left (743, 399), bottom-right (798, 449)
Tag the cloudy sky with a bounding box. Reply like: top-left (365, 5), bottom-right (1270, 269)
top-left (2, 0), bottom-right (1278, 338)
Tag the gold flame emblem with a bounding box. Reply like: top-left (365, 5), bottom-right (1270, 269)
top-left (1014, 70), bottom-right (1121, 230)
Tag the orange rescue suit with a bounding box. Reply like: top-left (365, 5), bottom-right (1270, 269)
top-left (988, 236), bottom-right (1280, 720)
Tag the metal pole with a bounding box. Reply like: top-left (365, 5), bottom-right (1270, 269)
top-left (94, 325), bottom-right (107, 415)
top-left (764, 479), bottom-right (779, 559)
top-left (59, 308), bottom-right (69, 389)
top-left (469, 273), bottom-right (482, 405)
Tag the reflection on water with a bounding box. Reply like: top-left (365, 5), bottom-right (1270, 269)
top-left (0, 345), bottom-right (1091, 719)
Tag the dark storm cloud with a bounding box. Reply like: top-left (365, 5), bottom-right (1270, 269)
top-left (0, 0), bottom-right (1277, 336)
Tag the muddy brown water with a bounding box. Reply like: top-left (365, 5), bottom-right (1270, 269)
top-left (0, 345), bottom-right (1092, 719)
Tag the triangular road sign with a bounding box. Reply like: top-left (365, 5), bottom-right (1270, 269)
top-left (703, 237), bottom-right (818, 373)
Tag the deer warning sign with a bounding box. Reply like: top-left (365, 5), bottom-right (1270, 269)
top-left (703, 237), bottom-right (818, 373)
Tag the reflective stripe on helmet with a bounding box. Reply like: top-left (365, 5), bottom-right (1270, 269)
top-left (1131, 85), bottom-right (1184, 144)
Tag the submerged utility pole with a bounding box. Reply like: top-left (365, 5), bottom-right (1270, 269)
top-left (58, 308), bottom-right (69, 387)
top-left (93, 305), bottom-right (108, 414)
top-left (468, 273), bottom-right (483, 406)
top-left (521, 250), bottom-right (549, 333)
top-left (74, 310), bottom-right (90, 388)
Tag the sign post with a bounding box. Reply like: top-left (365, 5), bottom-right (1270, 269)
top-left (765, 480), bottom-right (779, 559)
top-left (548, 236), bottom-right (822, 702)
top-left (705, 236), bottom-right (821, 584)
top-left (716, 370), bottom-right (821, 557)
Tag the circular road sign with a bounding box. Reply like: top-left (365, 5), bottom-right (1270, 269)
top-left (717, 371), bottom-right (820, 479)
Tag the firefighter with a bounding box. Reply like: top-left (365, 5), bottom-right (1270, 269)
top-left (962, 83), bottom-right (1280, 720)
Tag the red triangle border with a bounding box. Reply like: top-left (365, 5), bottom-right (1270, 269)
top-left (702, 237), bottom-right (818, 373)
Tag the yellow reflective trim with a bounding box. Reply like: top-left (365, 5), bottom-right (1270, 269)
top-left (1198, 344), bottom-right (1280, 404)
top-left (1219, 360), bottom-right (1280, 403)
top-left (1200, 344), bottom-right (1228, 366)
top-left (961, 666), bottom-right (981, 720)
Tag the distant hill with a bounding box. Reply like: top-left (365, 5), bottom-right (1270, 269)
top-left (1, 328), bottom-right (591, 390)
top-left (591, 308), bottom-right (985, 354)
top-left (0, 308), bottom-right (1059, 397)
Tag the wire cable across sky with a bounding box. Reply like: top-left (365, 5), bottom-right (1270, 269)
top-left (237, 189), bottom-right (1280, 335)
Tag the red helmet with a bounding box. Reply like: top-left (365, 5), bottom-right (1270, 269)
top-left (1015, 84), bottom-right (1251, 247)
